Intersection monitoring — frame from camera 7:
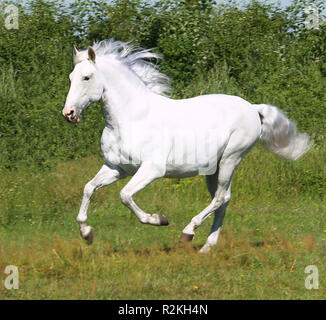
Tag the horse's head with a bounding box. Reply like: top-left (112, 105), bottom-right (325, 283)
top-left (62, 46), bottom-right (104, 123)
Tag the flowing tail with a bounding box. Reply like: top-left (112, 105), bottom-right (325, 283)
top-left (252, 104), bottom-right (312, 160)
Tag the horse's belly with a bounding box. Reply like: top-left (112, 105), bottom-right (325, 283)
top-left (164, 166), bottom-right (213, 178)
top-left (117, 163), bottom-right (141, 175)
top-left (164, 155), bottom-right (219, 177)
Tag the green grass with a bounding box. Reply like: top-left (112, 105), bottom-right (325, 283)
top-left (0, 143), bottom-right (325, 299)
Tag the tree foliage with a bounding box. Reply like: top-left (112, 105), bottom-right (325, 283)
top-left (0, 0), bottom-right (325, 169)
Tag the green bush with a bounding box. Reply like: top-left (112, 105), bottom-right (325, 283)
top-left (0, 0), bottom-right (325, 170)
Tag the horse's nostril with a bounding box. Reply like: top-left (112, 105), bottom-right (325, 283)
top-left (69, 110), bottom-right (75, 117)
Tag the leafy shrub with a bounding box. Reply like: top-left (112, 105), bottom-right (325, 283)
top-left (0, 0), bottom-right (325, 169)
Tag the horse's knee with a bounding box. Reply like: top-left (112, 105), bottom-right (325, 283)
top-left (120, 189), bottom-right (131, 206)
top-left (210, 197), bottom-right (223, 212)
top-left (214, 187), bottom-right (231, 206)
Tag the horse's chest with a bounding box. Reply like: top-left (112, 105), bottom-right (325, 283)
top-left (100, 127), bottom-right (141, 174)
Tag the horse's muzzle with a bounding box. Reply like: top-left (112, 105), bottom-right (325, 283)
top-left (62, 107), bottom-right (80, 123)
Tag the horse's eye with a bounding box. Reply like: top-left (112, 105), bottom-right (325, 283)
top-left (83, 76), bottom-right (90, 81)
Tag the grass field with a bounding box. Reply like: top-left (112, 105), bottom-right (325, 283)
top-left (0, 143), bottom-right (325, 300)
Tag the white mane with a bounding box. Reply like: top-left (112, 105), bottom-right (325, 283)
top-left (75, 39), bottom-right (171, 96)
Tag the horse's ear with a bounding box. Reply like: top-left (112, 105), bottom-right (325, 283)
top-left (73, 45), bottom-right (79, 56)
top-left (73, 45), bottom-right (80, 65)
top-left (88, 46), bottom-right (96, 63)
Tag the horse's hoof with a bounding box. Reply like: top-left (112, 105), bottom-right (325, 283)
top-left (158, 214), bottom-right (169, 226)
top-left (80, 226), bottom-right (94, 245)
top-left (199, 245), bottom-right (211, 254)
top-left (85, 229), bottom-right (94, 245)
top-left (180, 233), bottom-right (194, 243)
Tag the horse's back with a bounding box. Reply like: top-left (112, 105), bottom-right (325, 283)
top-left (156, 93), bottom-right (260, 136)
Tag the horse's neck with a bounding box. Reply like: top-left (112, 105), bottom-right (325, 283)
top-left (99, 59), bottom-right (150, 129)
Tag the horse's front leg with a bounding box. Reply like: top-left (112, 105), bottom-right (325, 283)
top-left (77, 163), bottom-right (126, 243)
top-left (120, 162), bottom-right (169, 226)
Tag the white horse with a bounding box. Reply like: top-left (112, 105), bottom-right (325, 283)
top-left (62, 39), bottom-right (312, 253)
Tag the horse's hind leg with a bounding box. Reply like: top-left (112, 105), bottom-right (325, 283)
top-left (199, 172), bottom-right (231, 253)
top-left (181, 153), bottom-right (241, 249)
top-left (77, 163), bottom-right (126, 244)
